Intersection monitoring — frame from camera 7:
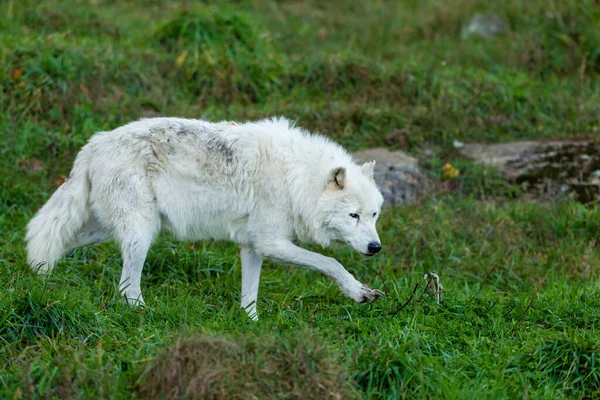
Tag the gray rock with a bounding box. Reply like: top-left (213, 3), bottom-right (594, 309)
top-left (461, 13), bottom-right (506, 39)
top-left (460, 137), bottom-right (600, 203)
top-left (353, 148), bottom-right (431, 206)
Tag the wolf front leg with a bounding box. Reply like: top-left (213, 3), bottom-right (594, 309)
top-left (240, 246), bottom-right (262, 320)
top-left (259, 240), bottom-right (384, 304)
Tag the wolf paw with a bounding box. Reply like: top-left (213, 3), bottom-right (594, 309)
top-left (122, 295), bottom-right (146, 308)
top-left (30, 262), bottom-right (52, 276)
top-left (357, 285), bottom-right (385, 303)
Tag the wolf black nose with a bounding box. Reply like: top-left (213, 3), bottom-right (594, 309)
top-left (368, 242), bottom-right (382, 254)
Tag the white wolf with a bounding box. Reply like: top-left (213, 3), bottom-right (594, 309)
top-left (26, 117), bottom-right (385, 319)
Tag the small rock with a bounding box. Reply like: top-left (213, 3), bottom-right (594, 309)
top-left (452, 140), bottom-right (464, 149)
top-left (488, 115), bottom-right (511, 126)
top-left (422, 147), bottom-right (435, 158)
top-left (461, 13), bottom-right (506, 39)
top-left (353, 148), bottom-right (431, 206)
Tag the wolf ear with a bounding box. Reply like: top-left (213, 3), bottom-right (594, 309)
top-left (361, 161), bottom-right (376, 180)
top-left (327, 167), bottom-right (346, 190)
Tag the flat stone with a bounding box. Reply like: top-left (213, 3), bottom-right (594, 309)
top-left (460, 136), bottom-right (600, 203)
top-left (461, 13), bottom-right (506, 39)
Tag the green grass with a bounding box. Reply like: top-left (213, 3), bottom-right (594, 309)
top-left (1, 0), bottom-right (599, 398)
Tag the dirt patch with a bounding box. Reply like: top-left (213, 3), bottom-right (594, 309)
top-left (136, 333), bottom-right (359, 400)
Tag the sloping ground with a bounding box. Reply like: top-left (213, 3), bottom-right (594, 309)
top-left (136, 333), bottom-right (359, 399)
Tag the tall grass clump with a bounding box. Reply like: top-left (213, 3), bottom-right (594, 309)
top-left (156, 7), bottom-right (285, 104)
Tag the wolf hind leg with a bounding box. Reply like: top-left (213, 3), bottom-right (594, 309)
top-left (116, 216), bottom-right (160, 307)
top-left (90, 170), bottom-right (160, 306)
top-left (240, 246), bottom-right (262, 320)
top-left (67, 214), bottom-right (111, 252)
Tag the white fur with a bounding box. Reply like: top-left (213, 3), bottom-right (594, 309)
top-left (26, 117), bottom-right (385, 318)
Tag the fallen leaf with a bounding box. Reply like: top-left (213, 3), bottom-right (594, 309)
top-left (441, 163), bottom-right (459, 180)
top-left (18, 158), bottom-right (45, 171)
top-left (11, 67), bottom-right (24, 80)
top-left (55, 175), bottom-right (68, 187)
top-left (175, 49), bottom-right (189, 68)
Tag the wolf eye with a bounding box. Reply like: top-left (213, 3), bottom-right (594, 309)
top-left (373, 212), bottom-right (377, 217)
top-left (349, 213), bottom-right (360, 219)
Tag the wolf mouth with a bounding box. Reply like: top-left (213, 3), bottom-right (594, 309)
top-left (361, 252), bottom-right (378, 257)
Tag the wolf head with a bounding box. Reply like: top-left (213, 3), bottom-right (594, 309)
top-left (316, 161), bottom-right (384, 256)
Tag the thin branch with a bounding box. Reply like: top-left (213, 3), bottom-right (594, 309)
top-left (502, 305), bottom-right (517, 319)
top-left (390, 283), bottom-right (419, 317)
top-left (469, 248), bottom-right (510, 303)
top-left (486, 292), bottom-right (511, 313)
top-left (419, 289), bottom-right (450, 305)
top-left (512, 275), bottom-right (548, 332)
top-left (486, 298), bottom-right (500, 313)
top-left (311, 307), bottom-right (330, 324)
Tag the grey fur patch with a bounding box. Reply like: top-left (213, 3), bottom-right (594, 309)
top-left (206, 136), bottom-right (235, 165)
top-left (177, 127), bottom-right (190, 136)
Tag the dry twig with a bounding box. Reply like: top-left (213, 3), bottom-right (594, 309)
top-left (512, 275), bottom-right (548, 332)
top-left (390, 283), bottom-right (419, 317)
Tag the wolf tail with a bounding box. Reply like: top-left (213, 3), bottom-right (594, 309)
top-left (26, 149), bottom-right (91, 274)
